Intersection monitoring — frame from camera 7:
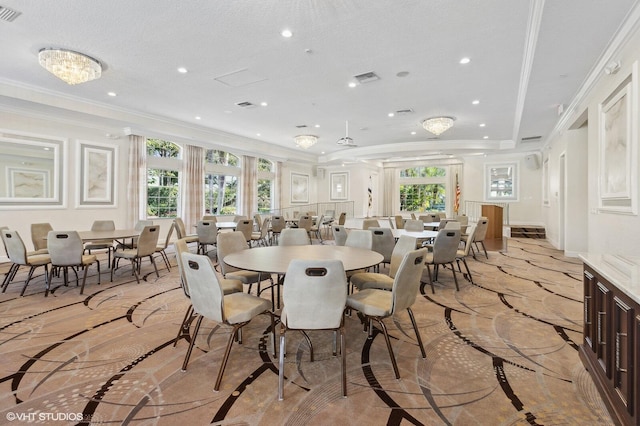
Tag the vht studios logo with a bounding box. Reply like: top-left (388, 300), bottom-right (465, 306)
top-left (6, 412), bottom-right (89, 422)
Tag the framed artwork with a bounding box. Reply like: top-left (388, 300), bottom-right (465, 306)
top-left (290, 172), bottom-right (309, 203)
top-left (8, 168), bottom-right (49, 198)
top-left (330, 172), bottom-right (349, 200)
top-left (78, 141), bottom-right (117, 207)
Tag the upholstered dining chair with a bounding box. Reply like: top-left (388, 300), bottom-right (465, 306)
top-left (362, 218), bottom-right (380, 230)
top-left (269, 215), bottom-right (286, 245)
top-left (111, 225), bottom-right (160, 283)
top-left (422, 228), bottom-right (461, 294)
top-left (297, 215), bottom-right (313, 243)
top-left (347, 248), bottom-right (427, 379)
top-left (455, 225), bottom-right (477, 284)
top-left (404, 219), bottom-right (424, 232)
top-left (468, 217), bottom-right (489, 259)
top-left (173, 217), bottom-right (199, 245)
top-left (278, 259), bottom-right (348, 400)
top-left (196, 220), bottom-right (218, 256)
top-left (181, 252), bottom-right (275, 391)
top-left (84, 220), bottom-right (116, 267)
top-left (394, 215), bottom-right (405, 229)
top-left (1, 229), bottom-right (51, 296)
top-left (309, 214), bottom-right (324, 243)
top-left (332, 225), bottom-right (348, 246)
top-left (116, 220), bottom-right (153, 251)
top-left (47, 230), bottom-right (100, 295)
top-left (251, 217), bottom-right (270, 247)
top-left (234, 219), bottom-right (254, 245)
top-left (155, 223), bottom-right (174, 270)
top-left (278, 228), bottom-right (310, 246)
top-left (30, 222), bottom-right (53, 254)
top-left (369, 227), bottom-right (395, 272)
top-left (337, 212), bottom-right (347, 225)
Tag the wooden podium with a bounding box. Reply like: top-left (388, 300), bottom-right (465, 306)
top-left (481, 205), bottom-right (503, 239)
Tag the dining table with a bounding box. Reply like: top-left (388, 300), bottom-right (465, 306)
top-left (391, 229), bottom-right (438, 240)
top-left (78, 229), bottom-right (140, 244)
top-left (215, 221), bottom-right (238, 230)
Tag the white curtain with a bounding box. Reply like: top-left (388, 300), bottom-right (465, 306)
top-left (182, 145), bottom-right (204, 231)
top-left (274, 161), bottom-right (282, 213)
top-left (383, 167), bottom-right (396, 216)
top-left (241, 156), bottom-right (257, 216)
top-left (126, 135), bottom-right (147, 227)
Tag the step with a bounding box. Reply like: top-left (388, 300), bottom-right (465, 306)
top-left (509, 226), bottom-right (546, 239)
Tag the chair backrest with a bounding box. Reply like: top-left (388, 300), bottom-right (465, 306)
top-left (410, 213), bottom-right (416, 220)
top-left (459, 225), bottom-right (477, 257)
top-left (136, 225), bottom-right (161, 256)
top-left (391, 248), bottom-right (428, 314)
top-left (202, 215), bottom-right (217, 221)
top-left (271, 216), bottom-right (285, 233)
top-left (387, 217), bottom-right (395, 229)
top-left (455, 214), bottom-right (469, 226)
top-left (338, 212), bottom-right (346, 225)
top-left (173, 238), bottom-right (190, 296)
top-left (369, 227), bottom-right (395, 263)
top-left (394, 215), bottom-right (405, 229)
top-left (235, 220), bottom-right (253, 242)
top-left (432, 229), bottom-right (461, 263)
top-left (181, 252), bottom-right (225, 322)
top-left (233, 215), bottom-right (247, 222)
top-left (135, 220), bottom-right (154, 231)
top-left (297, 215), bottom-right (313, 231)
top-left (332, 225), bottom-right (348, 246)
top-left (389, 235), bottom-right (418, 278)
top-left (474, 217), bottom-right (489, 242)
top-left (324, 210), bottom-right (335, 220)
top-left (160, 222), bottom-right (175, 249)
top-left (253, 213), bottom-right (262, 229)
top-left (31, 223), bottom-right (53, 251)
top-left (256, 217), bottom-right (270, 239)
top-left (196, 220), bottom-right (218, 244)
top-left (173, 218), bottom-right (188, 239)
top-left (443, 220), bottom-right (461, 230)
top-left (282, 259), bottom-right (347, 329)
top-left (345, 229), bottom-right (373, 250)
top-left (438, 212), bottom-right (447, 219)
top-left (417, 215), bottom-right (430, 223)
top-left (47, 231), bottom-right (83, 266)
top-left (217, 231), bottom-right (249, 274)
top-left (404, 219), bottom-right (424, 232)
top-left (292, 211), bottom-right (300, 219)
top-left (362, 219), bottom-right (380, 230)
top-left (279, 228), bottom-right (309, 246)
top-left (312, 215), bottom-right (324, 230)
top-left (430, 213), bottom-right (441, 222)
top-left (1, 229), bottom-right (28, 264)
top-left (91, 220), bottom-right (115, 232)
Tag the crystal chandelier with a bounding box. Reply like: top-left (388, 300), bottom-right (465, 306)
top-left (422, 116), bottom-right (455, 136)
top-left (294, 135), bottom-right (318, 149)
top-left (38, 48), bottom-right (102, 85)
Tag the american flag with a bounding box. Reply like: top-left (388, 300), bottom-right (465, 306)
top-left (367, 176), bottom-right (373, 216)
top-left (454, 173), bottom-right (461, 214)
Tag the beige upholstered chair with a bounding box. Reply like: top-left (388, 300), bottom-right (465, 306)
top-left (470, 217), bottom-right (489, 259)
top-left (278, 259), bottom-right (348, 400)
top-left (181, 252), bottom-right (274, 391)
top-left (351, 235), bottom-right (417, 292)
top-left (394, 215), bottom-right (405, 229)
top-left (235, 219), bottom-right (254, 245)
top-left (48, 231), bottom-right (100, 295)
top-left (332, 225), bottom-right (348, 246)
top-left (84, 220), bottom-right (116, 266)
top-left (337, 212), bottom-right (347, 225)
top-left (278, 228), bottom-right (310, 246)
top-left (347, 248), bottom-right (428, 379)
top-left (455, 225), bottom-right (477, 284)
top-left (296, 215), bottom-right (313, 243)
top-left (173, 218), bottom-right (199, 245)
top-left (111, 225), bottom-right (160, 283)
top-left (270, 215), bottom-right (286, 245)
top-left (423, 228), bottom-right (461, 293)
top-left (404, 219), bottom-right (424, 232)
top-left (196, 220), bottom-right (218, 256)
top-left (116, 220), bottom-right (153, 251)
top-left (345, 229), bottom-right (373, 250)
top-left (30, 222), bottom-right (53, 254)
top-left (251, 217), bottom-right (270, 247)
top-left (309, 215), bottom-right (324, 242)
top-left (369, 227), bottom-right (395, 271)
top-left (155, 223), bottom-right (174, 270)
top-left (362, 218), bottom-right (380, 230)
top-left (1, 229), bottom-right (51, 296)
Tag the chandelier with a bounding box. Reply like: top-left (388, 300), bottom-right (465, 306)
top-left (38, 48), bottom-right (102, 85)
top-left (294, 135), bottom-right (318, 149)
top-left (422, 116), bottom-right (455, 136)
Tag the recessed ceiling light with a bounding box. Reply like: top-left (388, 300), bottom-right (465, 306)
top-left (281, 29), bottom-right (293, 38)
top-left (388, 112), bottom-right (394, 117)
top-left (314, 124), bottom-right (320, 128)
top-left (411, 131), bottom-right (416, 135)
top-left (107, 91), bottom-right (116, 97)
top-left (483, 136), bottom-right (489, 139)
top-left (256, 133), bottom-right (261, 137)
top-left (348, 82), bottom-right (357, 88)
top-left (460, 57), bottom-right (471, 64)
top-left (479, 123), bottom-right (486, 127)
top-left (177, 67), bottom-right (188, 74)
top-left (195, 116), bottom-right (201, 120)
top-left (260, 101), bottom-right (268, 106)
top-left (472, 100), bottom-right (480, 105)
top-left (321, 151), bottom-right (325, 154)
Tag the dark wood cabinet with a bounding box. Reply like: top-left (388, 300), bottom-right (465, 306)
top-left (580, 261), bottom-right (638, 425)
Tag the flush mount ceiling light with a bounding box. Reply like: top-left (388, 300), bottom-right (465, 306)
top-left (38, 48), bottom-right (102, 85)
top-left (294, 134), bottom-right (318, 149)
top-left (422, 116), bottom-right (455, 136)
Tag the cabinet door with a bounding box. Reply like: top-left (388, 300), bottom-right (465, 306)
top-left (595, 281), bottom-right (612, 377)
top-left (584, 269), bottom-right (596, 351)
top-left (613, 296), bottom-right (634, 415)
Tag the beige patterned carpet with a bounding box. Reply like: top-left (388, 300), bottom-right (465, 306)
top-left (0, 238), bottom-right (614, 425)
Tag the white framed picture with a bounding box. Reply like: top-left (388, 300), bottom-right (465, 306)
top-left (77, 141), bottom-right (117, 207)
top-left (290, 172), bottom-right (309, 203)
top-left (330, 172), bottom-right (349, 200)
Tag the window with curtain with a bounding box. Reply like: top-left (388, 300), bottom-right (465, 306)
top-left (257, 158), bottom-right (274, 213)
top-left (204, 150), bottom-right (240, 215)
top-left (146, 139), bottom-right (181, 218)
top-left (399, 166), bottom-right (447, 212)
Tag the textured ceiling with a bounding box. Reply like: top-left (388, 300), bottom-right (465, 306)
top-left (0, 0), bottom-right (638, 164)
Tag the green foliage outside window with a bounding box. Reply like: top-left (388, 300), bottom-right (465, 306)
top-left (147, 138), bottom-right (180, 158)
top-left (399, 166), bottom-right (446, 211)
top-left (257, 179), bottom-right (272, 213)
top-left (400, 166), bottom-right (446, 178)
top-left (205, 174), bottom-right (237, 215)
top-left (147, 168), bottom-right (179, 218)
top-left (206, 150), bottom-right (239, 166)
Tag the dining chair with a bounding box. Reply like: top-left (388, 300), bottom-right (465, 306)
top-left (30, 222), bottom-right (53, 254)
top-left (0, 226), bottom-right (20, 290)
top-left (345, 229), bottom-right (373, 250)
top-left (422, 228), bottom-right (461, 294)
top-left (116, 220), bottom-right (153, 251)
top-left (173, 217), bottom-right (199, 245)
top-left (351, 235), bottom-right (418, 292)
top-left (196, 220), bottom-right (218, 256)
top-left (297, 215), bottom-right (313, 243)
top-left (468, 217), bottom-right (489, 259)
top-left (202, 215), bottom-right (217, 221)
top-left (234, 220), bottom-right (254, 245)
top-left (84, 220), bottom-right (116, 267)
top-left (455, 225), bottom-right (477, 284)
top-left (47, 231), bottom-right (100, 295)
top-left (404, 219), bottom-right (424, 232)
top-left (1, 229), bottom-right (51, 296)
top-left (332, 225), bottom-right (348, 246)
top-left (308, 214), bottom-right (324, 243)
top-left (233, 215), bottom-right (247, 222)
top-left (278, 228), bottom-right (310, 246)
top-left (347, 248), bottom-right (427, 379)
top-left (250, 217), bottom-right (270, 247)
top-left (269, 215), bottom-right (286, 245)
top-left (394, 215), bottom-right (405, 229)
top-left (362, 218), bottom-right (380, 230)
top-left (369, 227), bottom-right (396, 272)
top-left (181, 252), bottom-right (275, 391)
top-left (155, 222), bottom-right (174, 270)
top-left (278, 259), bottom-right (348, 400)
top-left (111, 225), bottom-right (160, 283)
top-left (337, 212), bottom-right (346, 225)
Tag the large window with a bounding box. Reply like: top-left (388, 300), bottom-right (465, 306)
top-left (257, 158), bottom-right (275, 213)
top-left (146, 139), bottom-right (181, 218)
top-left (205, 150), bottom-right (240, 215)
top-left (399, 166), bottom-right (447, 212)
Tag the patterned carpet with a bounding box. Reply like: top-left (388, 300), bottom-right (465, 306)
top-left (0, 238), bottom-right (614, 425)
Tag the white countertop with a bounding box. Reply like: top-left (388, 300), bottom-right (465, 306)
top-left (580, 253), bottom-right (640, 304)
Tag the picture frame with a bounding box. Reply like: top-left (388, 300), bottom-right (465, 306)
top-left (8, 168), bottom-right (49, 198)
top-left (290, 172), bottom-right (309, 203)
top-left (330, 172), bottom-right (349, 200)
top-left (77, 141), bottom-right (117, 207)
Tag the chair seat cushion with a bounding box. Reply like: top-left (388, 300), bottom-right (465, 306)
top-left (347, 289), bottom-right (392, 317)
top-left (223, 293), bottom-right (270, 324)
top-left (226, 270), bottom-right (261, 284)
top-left (82, 254), bottom-right (97, 265)
top-left (184, 235), bottom-right (199, 243)
top-left (220, 278), bottom-right (243, 295)
top-left (423, 252), bottom-right (434, 264)
top-left (26, 253), bottom-right (51, 266)
top-left (350, 272), bottom-right (393, 291)
top-left (114, 249), bottom-right (137, 259)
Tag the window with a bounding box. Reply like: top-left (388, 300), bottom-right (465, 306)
top-left (485, 163), bottom-right (518, 201)
top-left (204, 149), bottom-right (240, 215)
top-left (257, 158), bottom-right (275, 213)
top-left (399, 166), bottom-right (447, 212)
top-left (146, 139), bottom-right (181, 218)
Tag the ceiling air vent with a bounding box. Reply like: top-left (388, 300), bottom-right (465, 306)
top-left (235, 101), bottom-right (256, 108)
top-left (354, 71), bottom-right (380, 84)
top-left (295, 124), bottom-right (308, 128)
top-left (521, 136), bottom-right (542, 142)
top-left (395, 108), bottom-right (414, 115)
top-left (0, 5), bottom-right (20, 22)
